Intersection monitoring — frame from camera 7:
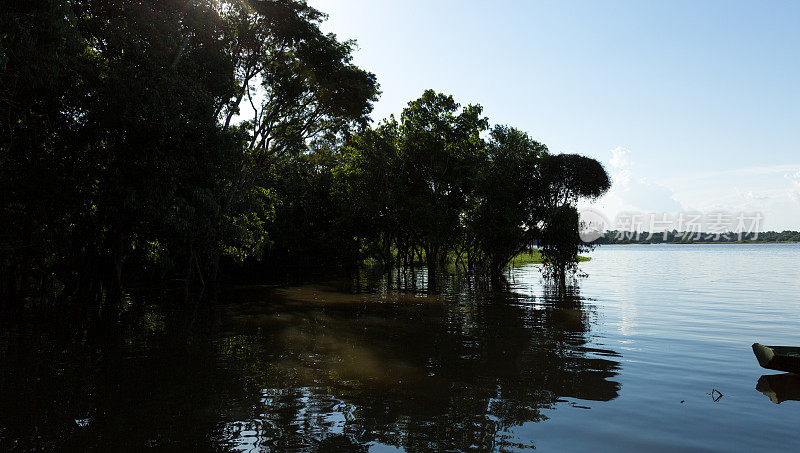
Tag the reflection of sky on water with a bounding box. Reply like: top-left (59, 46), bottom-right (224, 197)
top-left (2, 244), bottom-right (800, 450)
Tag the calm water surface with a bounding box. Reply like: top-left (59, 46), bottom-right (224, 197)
top-left (2, 244), bottom-right (800, 451)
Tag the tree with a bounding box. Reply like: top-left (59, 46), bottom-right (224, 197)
top-left (0, 0), bottom-right (609, 306)
top-left (74, 0), bottom-right (239, 302)
top-left (337, 95), bottom-right (609, 287)
top-left (0, 0), bottom-right (380, 307)
top-left (536, 154), bottom-right (611, 285)
top-left (210, 0), bottom-right (379, 279)
top-left (336, 119), bottom-right (403, 267)
top-left (1, 0), bottom-right (89, 306)
top-left (396, 90), bottom-right (488, 280)
top-left (1, 0), bottom-right (238, 306)
top-left (261, 140), bottom-right (359, 269)
top-left (468, 126), bottom-right (548, 280)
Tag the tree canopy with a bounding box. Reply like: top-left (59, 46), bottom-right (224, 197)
top-left (1, 0), bottom-right (610, 311)
top-left (340, 96), bottom-right (610, 284)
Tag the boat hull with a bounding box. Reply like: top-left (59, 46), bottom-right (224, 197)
top-left (752, 343), bottom-right (800, 374)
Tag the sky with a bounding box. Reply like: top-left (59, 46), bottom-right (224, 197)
top-left (307, 0), bottom-right (800, 230)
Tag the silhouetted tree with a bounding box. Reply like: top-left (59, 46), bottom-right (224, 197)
top-left (536, 154), bottom-right (611, 284)
top-left (467, 125), bottom-right (547, 281)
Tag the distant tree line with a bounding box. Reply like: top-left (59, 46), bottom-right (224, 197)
top-left (1, 0), bottom-right (609, 310)
top-left (595, 230), bottom-right (800, 244)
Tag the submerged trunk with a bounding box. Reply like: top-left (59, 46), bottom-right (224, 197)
top-left (106, 252), bottom-right (124, 306)
top-left (382, 234), bottom-right (393, 271)
top-left (490, 256), bottom-right (503, 285)
top-left (425, 245), bottom-right (439, 287)
top-left (555, 262), bottom-right (567, 290)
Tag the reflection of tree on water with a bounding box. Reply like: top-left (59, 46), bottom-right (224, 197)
top-left (0, 272), bottom-right (620, 451)
top-left (0, 295), bottom-right (256, 451)
top-left (214, 271), bottom-right (621, 451)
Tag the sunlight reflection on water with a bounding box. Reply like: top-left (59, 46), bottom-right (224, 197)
top-left (1, 244), bottom-right (799, 451)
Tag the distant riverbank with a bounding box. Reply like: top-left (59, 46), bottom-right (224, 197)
top-left (594, 230), bottom-right (800, 245)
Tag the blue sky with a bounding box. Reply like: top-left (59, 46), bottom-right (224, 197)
top-left (308, 0), bottom-right (800, 229)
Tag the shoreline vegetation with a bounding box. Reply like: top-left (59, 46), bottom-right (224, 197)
top-left (509, 251), bottom-right (590, 266)
top-left (1, 0), bottom-right (610, 310)
top-left (362, 250), bottom-right (590, 268)
top-left (593, 230), bottom-right (800, 245)
top-left (600, 241), bottom-right (800, 245)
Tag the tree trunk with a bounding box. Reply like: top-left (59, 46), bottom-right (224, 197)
top-left (426, 245), bottom-right (438, 288)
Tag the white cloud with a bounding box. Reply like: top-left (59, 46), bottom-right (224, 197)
top-left (787, 170), bottom-right (800, 204)
top-left (619, 177), bottom-right (683, 212)
top-left (599, 147), bottom-right (683, 213)
top-left (614, 168), bottom-right (631, 186)
top-left (585, 148), bottom-right (800, 229)
top-left (664, 164), bottom-right (800, 186)
top-left (609, 146), bottom-right (631, 170)
top-left (659, 165), bottom-right (800, 222)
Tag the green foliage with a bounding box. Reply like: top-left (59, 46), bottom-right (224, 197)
top-left (211, 0), bottom-right (379, 276)
top-left (537, 205), bottom-right (588, 282)
top-left (508, 251), bottom-right (545, 267)
top-left (335, 119), bottom-right (402, 263)
top-left (539, 154), bottom-right (612, 205)
top-left (535, 154), bottom-right (611, 282)
top-left (261, 143), bottom-right (361, 267)
top-left (0, 0), bottom-right (609, 305)
top-left (0, 0), bottom-right (377, 305)
top-left (397, 91), bottom-right (488, 273)
top-left (220, 186), bottom-right (275, 263)
top-left (339, 93), bottom-right (610, 284)
top-left (467, 125), bottom-right (547, 277)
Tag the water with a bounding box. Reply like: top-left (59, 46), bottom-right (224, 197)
top-left (1, 244), bottom-right (799, 451)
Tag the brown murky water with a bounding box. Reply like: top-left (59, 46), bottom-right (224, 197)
top-left (2, 244), bottom-right (800, 451)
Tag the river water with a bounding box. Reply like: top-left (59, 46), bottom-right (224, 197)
top-left (1, 244), bottom-right (799, 451)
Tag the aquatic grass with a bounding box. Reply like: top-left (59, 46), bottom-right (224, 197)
top-left (509, 250), bottom-right (590, 267)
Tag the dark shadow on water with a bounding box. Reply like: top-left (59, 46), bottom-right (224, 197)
top-left (756, 373), bottom-right (800, 404)
top-left (0, 268), bottom-right (621, 451)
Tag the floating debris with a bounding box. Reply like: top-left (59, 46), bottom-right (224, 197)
top-left (708, 389), bottom-right (724, 402)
